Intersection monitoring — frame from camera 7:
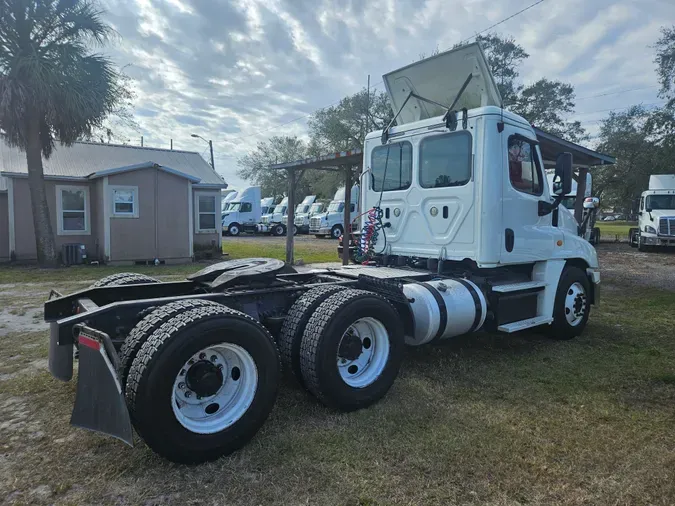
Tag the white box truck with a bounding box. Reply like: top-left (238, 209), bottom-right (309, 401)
top-left (257, 197), bottom-right (288, 236)
top-left (221, 187), bottom-right (262, 236)
top-left (630, 175), bottom-right (675, 250)
top-left (45, 42), bottom-right (606, 465)
top-left (310, 186), bottom-right (360, 239)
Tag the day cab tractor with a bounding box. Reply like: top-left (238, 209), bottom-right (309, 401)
top-left (44, 42), bottom-right (612, 465)
top-left (630, 175), bottom-right (675, 251)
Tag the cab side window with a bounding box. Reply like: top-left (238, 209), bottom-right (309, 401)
top-left (508, 137), bottom-right (542, 195)
top-left (241, 202), bottom-right (252, 212)
top-left (640, 197), bottom-right (644, 211)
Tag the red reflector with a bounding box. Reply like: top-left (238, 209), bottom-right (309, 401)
top-left (78, 335), bottom-right (101, 351)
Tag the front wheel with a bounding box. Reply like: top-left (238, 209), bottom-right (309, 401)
top-left (228, 223), bottom-right (241, 236)
top-left (125, 304), bottom-right (280, 464)
top-left (629, 228), bottom-right (639, 248)
top-left (330, 225), bottom-right (343, 240)
top-left (272, 224), bottom-right (285, 236)
top-left (548, 267), bottom-right (591, 340)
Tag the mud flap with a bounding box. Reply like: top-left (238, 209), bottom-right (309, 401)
top-left (70, 326), bottom-right (133, 446)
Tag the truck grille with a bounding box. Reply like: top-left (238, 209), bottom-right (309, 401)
top-left (261, 216), bottom-right (269, 224)
top-left (281, 216), bottom-right (288, 225)
top-left (310, 217), bottom-right (322, 229)
top-left (659, 217), bottom-right (675, 236)
top-left (294, 216), bottom-right (305, 226)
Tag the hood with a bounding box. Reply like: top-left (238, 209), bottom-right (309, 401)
top-left (383, 41), bottom-right (501, 125)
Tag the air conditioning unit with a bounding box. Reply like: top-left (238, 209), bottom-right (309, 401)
top-left (62, 243), bottom-right (87, 266)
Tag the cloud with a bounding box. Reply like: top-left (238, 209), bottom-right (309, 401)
top-left (98, 0), bottom-right (675, 189)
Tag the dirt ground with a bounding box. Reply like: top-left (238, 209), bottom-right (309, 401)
top-left (0, 242), bottom-right (674, 505)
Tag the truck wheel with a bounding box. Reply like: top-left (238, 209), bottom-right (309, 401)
top-left (118, 300), bottom-right (222, 392)
top-left (125, 304), bottom-right (280, 464)
top-left (299, 289), bottom-right (404, 411)
top-left (273, 224), bottom-right (285, 236)
top-left (278, 285), bottom-right (345, 386)
top-left (629, 228), bottom-right (639, 248)
top-left (228, 223), bottom-right (241, 236)
top-left (548, 267), bottom-right (591, 340)
top-left (330, 225), bottom-right (343, 239)
top-left (91, 273), bottom-right (159, 288)
top-left (292, 225), bottom-right (298, 236)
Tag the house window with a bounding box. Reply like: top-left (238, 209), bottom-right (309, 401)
top-left (508, 136), bottom-right (543, 196)
top-left (56, 185), bottom-right (90, 235)
top-left (111, 186), bottom-right (139, 218)
top-left (197, 194), bottom-right (218, 231)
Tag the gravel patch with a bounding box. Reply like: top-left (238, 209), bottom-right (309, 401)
top-left (597, 243), bottom-right (675, 291)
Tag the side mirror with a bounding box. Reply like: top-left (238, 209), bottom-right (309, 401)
top-left (583, 197), bottom-right (600, 209)
top-left (553, 153), bottom-right (573, 196)
top-left (646, 207), bottom-right (653, 213)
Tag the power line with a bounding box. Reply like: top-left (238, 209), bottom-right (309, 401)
top-left (575, 85), bottom-right (658, 101)
top-left (223, 0), bottom-right (547, 143)
top-left (573, 101), bottom-right (665, 117)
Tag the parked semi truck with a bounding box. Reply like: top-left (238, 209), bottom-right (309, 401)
top-left (546, 172), bottom-right (600, 245)
top-left (44, 42), bottom-right (605, 465)
top-left (222, 187), bottom-right (262, 236)
top-left (260, 197), bottom-right (274, 216)
top-left (630, 174), bottom-right (675, 251)
top-left (310, 186), bottom-right (360, 239)
top-left (257, 197), bottom-right (288, 236)
top-left (295, 201), bottom-right (326, 234)
top-left (282, 195), bottom-right (317, 234)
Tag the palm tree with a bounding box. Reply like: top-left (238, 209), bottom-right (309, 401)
top-left (0, 0), bottom-right (130, 265)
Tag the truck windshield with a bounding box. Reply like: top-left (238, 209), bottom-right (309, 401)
top-left (228, 203), bottom-right (241, 211)
top-left (560, 196), bottom-right (576, 210)
top-left (328, 201), bottom-right (344, 213)
top-left (646, 195), bottom-right (675, 210)
top-left (296, 204), bottom-right (309, 213)
top-left (310, 203), bottom-right (322, 213)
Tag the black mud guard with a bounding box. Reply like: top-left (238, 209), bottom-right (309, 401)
top-left (187, 258), bottom-right (294, 285)
top-left (70, 325), bottom-right (133, 446)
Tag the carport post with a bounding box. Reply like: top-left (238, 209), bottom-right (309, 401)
top-left (342, 164), bottom-right (351, 266)
top-left (574, 167), bottom-right (589, 224)
top-left (286, 168), bottom-right (295, 265)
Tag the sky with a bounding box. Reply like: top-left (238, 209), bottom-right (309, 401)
top-left (99, 0), bottom-right (675, 190)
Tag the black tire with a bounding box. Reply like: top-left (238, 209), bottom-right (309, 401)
top-left (228, 223), bottom-right (241, 236)
top-left (272, 224), bottom-right (285, 236)
top-left (638, 236), bottom-right (649, 252)
top-left (91, 273), bottom-right (160, 288)
top-left (292, 225), bottom-right (298, 236)
top-left (118, 300), bottom-right (222, 392)
top-left (330, 225), bottom-right (343, 239)
top-left (629, 228), bottom-right (639, 248)
top-left (299, 289), bottom-right (404, 411)
top-left (548, 266), bottom-right (591, 340)
top-left (125, 304), bottom-right (280, 464)
top-left (278, 285), bottom-right (346, 386)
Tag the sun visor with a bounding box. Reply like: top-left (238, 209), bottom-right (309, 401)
top-left (383, 42), bottom-right (502, 125)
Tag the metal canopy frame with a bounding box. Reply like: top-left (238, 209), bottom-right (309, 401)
top-left (270, 149), bottom-right (364, 266)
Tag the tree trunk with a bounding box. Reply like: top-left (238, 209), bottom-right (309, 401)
top-left (25, 115), bottom-right (58, 266)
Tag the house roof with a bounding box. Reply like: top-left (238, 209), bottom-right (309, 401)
top-left (0, 139), bottom-right (227, 187)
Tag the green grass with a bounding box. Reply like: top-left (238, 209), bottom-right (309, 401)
top-left (222, 238), bottom-right (339, 264)
top-left (0, 269), bottom-right (674, 504)
top-left (596, 220), bottom-right (636, 239)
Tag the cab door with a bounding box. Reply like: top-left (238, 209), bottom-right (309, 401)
top-left (500, 125), bottom-right (558, 263)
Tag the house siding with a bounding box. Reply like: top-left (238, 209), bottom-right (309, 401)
top-left (108, 168), bottom-right (190, 263)
top-left (0, 193), bottom-right (8, 262)
top-left (12, 178), bottom-right (98, 262)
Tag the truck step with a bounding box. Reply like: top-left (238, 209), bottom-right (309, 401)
top-left (491, 281), bottom-right (547, 293)
top-left (497, 316), bottom-right (553, 333)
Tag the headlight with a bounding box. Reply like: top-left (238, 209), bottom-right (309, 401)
top-left (645, 225), bottom-right (657, 234)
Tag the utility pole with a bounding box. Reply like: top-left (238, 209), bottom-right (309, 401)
top-left (209, 140), bottom-right (215, 170)
top-left (170, 139), bottom-right (173, 150)
top-left (141, 136), bottom-right (144, 147)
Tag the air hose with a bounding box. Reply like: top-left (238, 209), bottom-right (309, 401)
top-left (355, 207), bottom-right (384, 264)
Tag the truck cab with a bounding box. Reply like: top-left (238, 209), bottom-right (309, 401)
top-left (295, 201), bottom-right (325, 234)
top-left (258, 197), bottom-right (288, 236)
top-left (310, 186), bottom-right (360, 239)
top-left (632, 175), bottom-right (675, 250)
top-left (222, 187), bottom-right (262, 236)
top-left (260, 197), bottom-right (274, 216)
top-left (283, 195), bottom-right (317, 234)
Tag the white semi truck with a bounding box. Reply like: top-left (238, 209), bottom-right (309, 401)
top-left (257, 197), bottom-right (288, 236)
top-left (310, 186), bottom-right (360, 239)
top-left (546, 172), bottom-right (600, 245)
top-left (44, 42), bottom-right (606, 465)
top-left (260, 197), bottom-right (274, 215)
top-left (282, 195), bottom-right (317, 234)
top-left (221, 186), bottom-right (262, 236)
top-left (294, 201), bottom-right (326, 234)
top-left (630, 174), bottom-right (675, 251)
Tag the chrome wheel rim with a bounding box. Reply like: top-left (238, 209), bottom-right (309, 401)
top-left (171, 343), bottom-right (257, 434)
top-left (337, 317), bottom-right (390, 388)
top-left (564, 282), bottom-right (587, 327)
top-left (332, 228), bottom-right (341, 238)
top-left (229, 225), bottom-right (239, 235)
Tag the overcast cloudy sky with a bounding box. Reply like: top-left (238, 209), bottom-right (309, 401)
top-left (99, 0), bottom-right (674, 190)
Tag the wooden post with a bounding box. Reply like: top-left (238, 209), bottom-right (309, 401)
top-left (285, 168), bottom-right (295, 265)
top-left (342, 165), bottom-right (352, 266)
top-left (574, 167), bottom-right (588, 224)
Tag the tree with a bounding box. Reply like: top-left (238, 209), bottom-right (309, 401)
top-left (0, 0), bottom-right (132, 265)
top-left (237, 136), bottom-right (311, 200)
top-left (475, 34), bottom-right (529, 106)
top-left (654, 25), bottom-right (675, 109)
top-left (513, 79), bottom-right (588, 142)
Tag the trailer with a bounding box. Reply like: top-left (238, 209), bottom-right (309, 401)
top-left (44, 42), bottom-right (612, 465)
